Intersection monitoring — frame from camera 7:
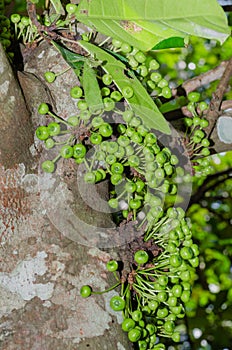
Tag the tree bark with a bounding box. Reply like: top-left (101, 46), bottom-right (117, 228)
top-left (0, 44), bottom-right (33, 169)
top-left (0, 41), bottom-right (133, 350)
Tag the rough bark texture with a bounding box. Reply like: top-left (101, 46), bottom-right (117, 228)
top-left (0, 44), bottom-right (33, 169)
top-left (0, 41), bottom-right (133, 350)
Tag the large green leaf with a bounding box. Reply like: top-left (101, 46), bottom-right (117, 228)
top-left (52, 41), bottom-right (85, 72)
top-left (152, 37), bottom-right (186, 50)
top-left (78, 40), bottom-right (170, 134)
top-left (76, 0), bottom-right (230, 51)
top-left (82, 61), bottom-right (103, 112)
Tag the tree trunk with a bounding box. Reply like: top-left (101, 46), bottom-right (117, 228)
top-left (0, 42), bottom-right (133, 350)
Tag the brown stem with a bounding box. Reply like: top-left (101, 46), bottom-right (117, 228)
top-left (190, 168), bottom-right (232, 205)
top-left (204, 57), bottom-right (232, 138)
top-left (181, 60), bottom-right (229, 94)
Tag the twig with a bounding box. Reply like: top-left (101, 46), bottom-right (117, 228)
top-left (190, 168), bottom-right (232, 205)
top-left (27, 1), bottom-right (59, 41)
top-left (204, 57), bottom-right (232, 138)
top-left (181, 60), bottom-right (229, 94)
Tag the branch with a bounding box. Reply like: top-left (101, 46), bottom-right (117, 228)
top-left (181, 60), bottom-right (229, 94)
top-left (190, 168), bottom-right (232, 205)
top-left (204, 57), bottom-right (232, 138)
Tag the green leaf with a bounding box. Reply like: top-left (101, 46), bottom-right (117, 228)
top-left (50, 0), bottom-right (65, 15)
top-left (52, 42), bottom-right (85, 72)
top-left (79, 40), bottom-right (170, 134)
top-left (159, 97), bottom-right (187, 114)
top-left (82, 61), bottom-right (103, 112)
top-left (152, 37), bottom-right (186, 50)
top-left (76, 0), bottom-right (230, 51)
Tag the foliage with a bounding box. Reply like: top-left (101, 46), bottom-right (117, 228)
top-left (185, 152), bottom-right (232, 349)
top-left (75, 0), bottom-right (230, 50)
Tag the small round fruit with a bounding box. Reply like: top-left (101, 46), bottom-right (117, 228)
top-left (45, 138), bottom-right (55, 149)
top-left (67, 116), bottom-right (79, 126)
top-left (110, 174), bottom-right (122, 185)
top-left (129, 199), bottom-right (142, 210)
top-left (111, 162), bottom-right (124, 174)
top-left (157, 291), bottom-right (168, 302)
top-left (84, 172), bottom-right (96, 184)
top-left (41, 160), bottom-right (55, 173)
top-left (134, 250), bottom-right (149, 265)
top-left (102, 74), bottom-right (113, 85)
top-left (121, 318), bottom-right (136, 332)
top-left (169, 254), bottom-right (182, 267)
top-left (90, 132), bottom-right (102, 145)
top-left (108, 198), bottom-right (118, 209)
top-left (38, 103), bottom-right (49, 115)
top-left (188, 91), bottom-right (200, 102)
top-left (184, 117), bottom-right (193, 127)
top-left (181, 290), bottom-right (191, 303)
top-left (200, 118), bottom-right (209, 128)
top-left (66, 3), bottom-right (77, 13)
top-left (11, 13), bottom-right (21, 23)
top-left (158, 275), bottom-right (168, 286)
top-left (44, 71), bottom-right (56, 83)
top-left (73, 144), bottom-right (86, 158)
top-left (201, 147), bottom-right (210, 156)
top-left (146, 323), bottom-right (156, 335)
top-left (128, 328), bottom-right (141, 342)
top-left (172, 285), bottom-right (183, 298)
top-left (194, 129), bottom-right (205, 139)
top-left (180, 246), bottom-right (194, 260)
top-left (167, 296), bottom-right (178, 307)
top-left (149, 59), bottom-right (160, 70)
top-left (112, 38), bottom-right (122, 48)
top-left (110, 296), bottom-right (125, 311)
top-left (157, 307), bottom-right (169, 318)
top-left (139, 65), bottom-right (148, 77)
top-left (36, 126), bottom-right (49, 140)
top-left (199, 101), bottom-right (208, 111)
top-left (99, 123), bottom-right (113, 137)
top-left (128, 56), bottom-right (138, 68)
top-left (136, 180), bottom-right (145, 192)
top-left (47, 122), bottom-right (60, 136)
top-left (193, 116), bottom-right (201, 125)
top-left (164, 320), bottom-right (175, 333)
top-left (106, 155), bottom-right (117, 165)
top-left (122, 86), bottom-right (134, 99)
top-left (92, 116), bottom-right (104, 128)
top-left (106, 260), bottom-right (118, 272)
top-left (70, 86), bottom-right (83, 99)
top-left (131, 310), bottom-right (143, 322)
top-left (80, 285), bottom-right (92, 298)
top-left (172, 332), bottom-right (181, 342)
top-left (162, 86), bottom-right (172, 98)
top-left (103, 97), bottom-right (115, 111)
top-left (201, 138), bottom-right (210, 147)
top-left (60, 145), bottom-right (73, 158)
top-left (135, 51), bottom-right (146, 63)
top-left (77, 100), bottom-right (88, 111)
top-left (144, 132), bottom-right (157, 144)
top-left (150, 72), bottom-right (162, 83)
top-left (121, 42), bottom-right (132, 53)
top-left (138, 340), bottom-right (147, 349)
top-left (158, 78), bottom-right (168, 88)
top-left (111, 90), bottom-right (122, 101)
top-left (179, 270), bottom-right (191, 282)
